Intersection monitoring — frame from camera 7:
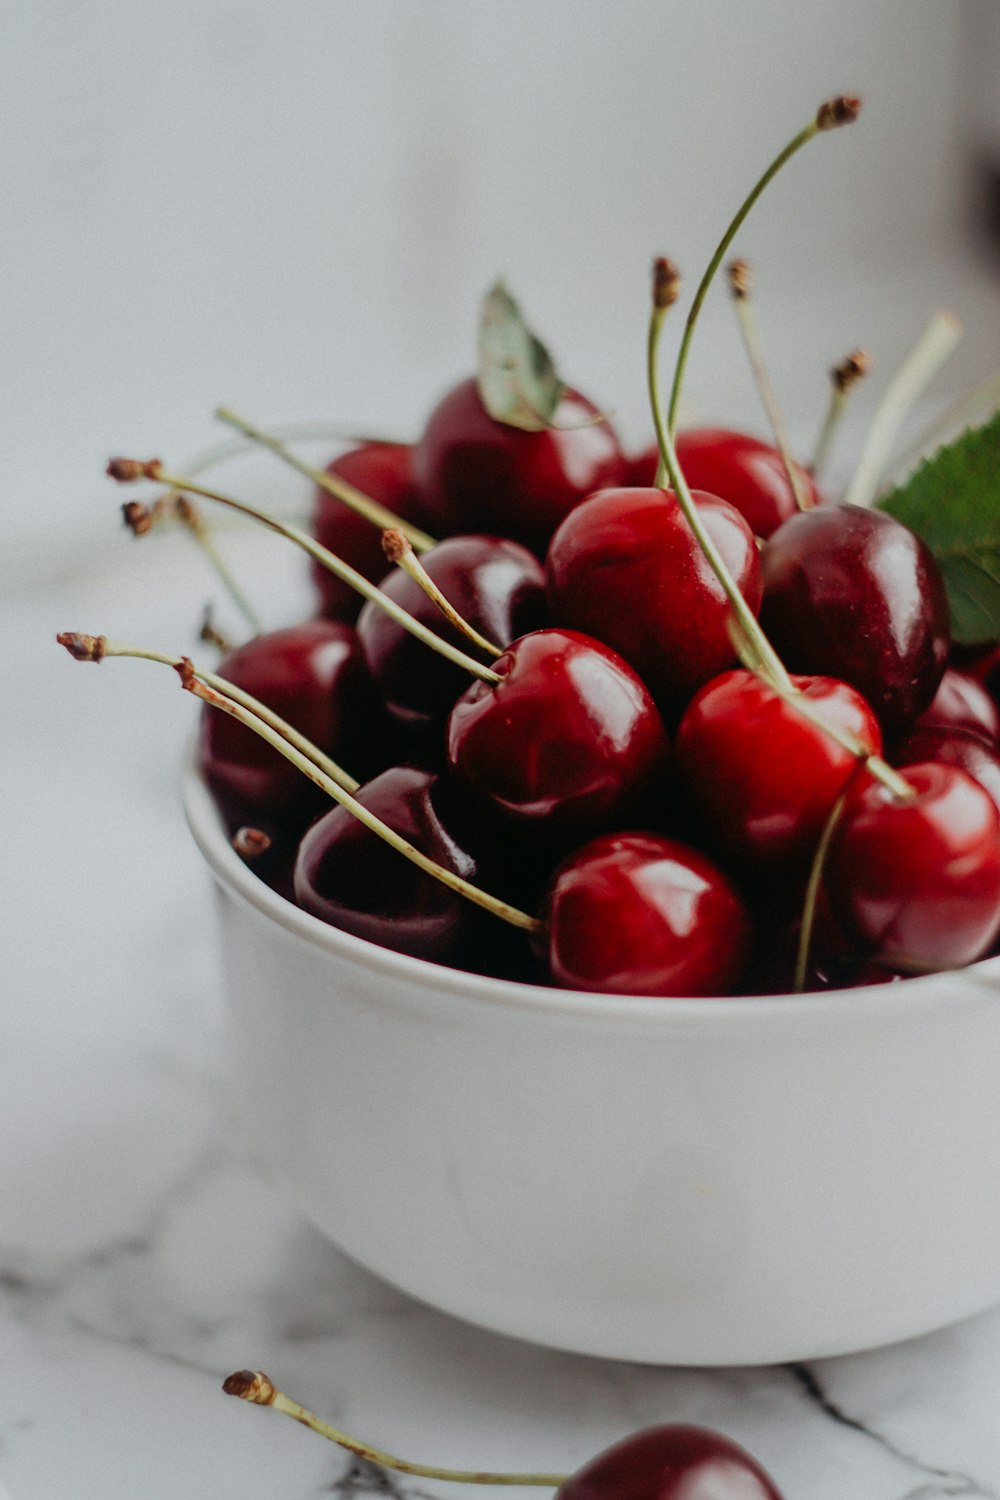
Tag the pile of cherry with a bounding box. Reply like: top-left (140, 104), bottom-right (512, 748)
top-left (168, 364), bottom-right (1000, 997)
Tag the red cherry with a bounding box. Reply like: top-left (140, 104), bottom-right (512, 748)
top-left (357, 534), bottom-right (547, 735)
top-left (674, 669), bottom-right (882, 866)
top-left (631, 428), bottom-right (821, 537)
top-left (760, 504), bottom-right (950, 736)
top-left (199, 621), bottom-right (374, 824)
top-left (826, 761), bottom-right (1000, 971)
top-left (890, 725), bottom-right (1000, 817)
top-left (546, 487), bottom-right (763, 707)
top-left (412, 377), bottom-right (627, 555)
top-left (543, 832), bottom-right (752, 996)
top-left (294, 765), bottom-right (485, 962)
top-left (913, 667), bottom-right (1000, 745)
top-left (555, 1423), bottom-right (782, 1499)
top-left (313, 443), bottom-right (425, 620)
top-left (446, 629), bottom-right (670, 835)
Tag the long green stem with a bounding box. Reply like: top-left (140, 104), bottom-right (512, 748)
top-left (810, 350), bottom-right (869, 479)
top-left (382, 529), bottom-right (503, 658)
top-left (215, 406), bottom-right (436, 552)
top-left (794, 790), bottom-right (849, 993)
top-left (108, 460), bottom-right (500, 687)
top-left (664, 96), bottom-right (860, 441)
top-left (222, 1371), bottom-right (565, 1486)
top-left (647, 301), bottom-right (793, 693)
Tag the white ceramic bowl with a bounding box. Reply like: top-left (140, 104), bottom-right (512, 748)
top-left (184, 760), bottom-right (1000, 1366)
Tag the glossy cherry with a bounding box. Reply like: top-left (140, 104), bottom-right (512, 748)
top-left (412, 377), bottom-right (628, 555)
top-left (357, 534), bottom-right (547, 735)
top-left (313, 442), bottom-right (426, 621)
top-left (826, 761), bottom-right (1000, 972)
top-left (542, 832), bottom-right (752, 996)
top-left (294, 765), bottom-right (487, 962)
top-left (630, 428), bottom-right (821, 537)
top-left (447, 629), bottom-right (670, 835)
top-left (890, 725), bottom-right (1000, 817)
top-left (199, 621), bottom-right (374, 825)
top-left (912, 667), bottom-right (1000, 745)
top-left (674, 669), bottom-right (882, 866)
top-left (546, 486), bottom-right (763, 707)
top-left (760, 503), bottom-right (950, 736)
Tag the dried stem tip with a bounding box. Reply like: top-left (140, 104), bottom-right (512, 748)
top-left (173, 656), bottom-right (197, 691)
top-left (122, 500), bottom-right (155, 536)
top-left (726, 258), bottom-right (752, 300)
top-left (651, 257), bottom-right (681, 311)
top-left (107, 457), bottom-right (161, 483)
top-left (223, 1369), bottom-right (277, 1405)
top-left (832, 348), bottom-right (871, 392)
top-left (56, 631), bottom-right (107, 663)
top-left (816, 95), bottom-right (862, 131)
top-left (232, 827), bottom-right (272, 861)
top-left (381, 527), bottom-right (410, 565)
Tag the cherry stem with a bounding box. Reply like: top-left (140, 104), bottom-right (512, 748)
top-left (232, 827), bottom-right (272, 861)
top-left (108, 461), bottom-right (501, 687)
top-left (199, 603), bottom-right (236, 657)
top-left (222, 1371), bottom-right (566, 1487)
top-left (726, 259), bottom-right (812, 512)
top-left (55, 634), bottom-right (360, 792)
top-left (793, 789), bottom-right (849, 993)
top-left (665, 95), bottom-right (861, 440)
top-left (381, 529), bottom-right (504, 658)
top-left (647, 268), bottom-right (793, 694)
top-left (215, 407), bottom-right (437, 553)
top-left (810, 349), bottom-right (870, 479)
top-left (843, 310), bottom-right (962, 508)
top-left (889, 366), bottom-right (1000, 485)
top-left (123, 492), bottom-right (264, 636)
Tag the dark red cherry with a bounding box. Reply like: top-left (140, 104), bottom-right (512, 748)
top-left (913, 668), bottom-right (1000, 744)
top-left (312, 443), bottom-right (426, 621)
top-left (293, 765), bottom-right (487, 962)
top-left (826, 761), bottom-right (1000, 972)
top-left (412, 377), bottom-right (627, 555)
top-left (630, 429), bottom-right (821, 537)
top-left (890, 726), bottom-right (1000, 817)
top-left (760, 504), bottom-right (950, 736)
top-left (200, 621), bottom-right (374, 824)
top-left (446, 629), bottom-right (670, 835)
top-left (543, 833), bottom-right (752, 996)
top-left (674, 669), bottom-right (881, 866)
top-left (546, 487), bottom-right (762, 707)
top-left (357, 534), bottom-right (547, 735)
top-left (555, 1424), bottom-right (782, 1500)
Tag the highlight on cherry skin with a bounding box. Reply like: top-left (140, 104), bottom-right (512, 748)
top-left (221, 1369), bottom-right (785, 1498)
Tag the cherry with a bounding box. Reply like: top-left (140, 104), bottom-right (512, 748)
top-left (545, 486), bottom-right (763, 707)
top-left (223, 1370), bottom-right (784, 1498)
top-left (199, 621), bottom-right (375, 824)
top-left (294, 765), bottom-right (489, 962)
top-left (674, 669), bottom-right (882, 866)
top-left (760, 503), bottom-right (950, 736)
top-left (313, 442), bottom-right (428, 621)
top-left (912, 667), bottom-right (1000, 745)
top-left (357, 534), bottom-right (548, 735)
top-left (446, 629), bottom-right (670, 836)
top-left (890, 725), bottom-right (1000, 817)
top-left (543, 831), bottom-right (752, 996)
top-left (554, 1424), bottom-right (782, 1500)
top-left (412, 377), bottom-right (628, 556)
top-left (630, 428), bottom-right (821, 537)
top-left (826, 761), bottom-right (1000, 971)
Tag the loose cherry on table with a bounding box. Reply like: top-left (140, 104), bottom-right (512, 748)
top-left (760, 503), bottom-right (951, 737)
top-left (222, 1369), bottom-right (785, 1498)
top-left (673, 668), bottom-right (882, 867)
top-left (542, 831), bottom-right (753, 996)
top-left (545, 486), bottom-right (763, 708)
top-left (313, 442), bottom-right (428, 621)
top-left (411, 376), bottom-right (629, 556)
top-left (446, 627), bottom-right (670, 837)
top-left (629, 428), bottom-right (822, 537)
top-left (357, 533), bottom-right (548, 735)
top-left (826, 760), bottom-right (1000, 972)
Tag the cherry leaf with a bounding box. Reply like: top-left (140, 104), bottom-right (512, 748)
top-left (477, 280), bottom-right (566, 432)
top-left (877, 411), bottom-right (1000, 646)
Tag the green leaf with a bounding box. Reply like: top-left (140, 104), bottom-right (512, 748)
top-left (477, 280), bottom-right (566, 432)
top-left (877, 411), bottom-right (1000, 646)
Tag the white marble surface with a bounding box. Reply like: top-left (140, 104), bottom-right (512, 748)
top-left (9, 334), bottom-right (1000, 1499)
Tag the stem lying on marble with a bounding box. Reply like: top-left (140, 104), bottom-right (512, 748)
top-left (222, 1370), bottom-right (567, 1486)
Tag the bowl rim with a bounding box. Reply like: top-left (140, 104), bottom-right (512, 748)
top-left (183, 753), bottom-right (1000, 1024)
